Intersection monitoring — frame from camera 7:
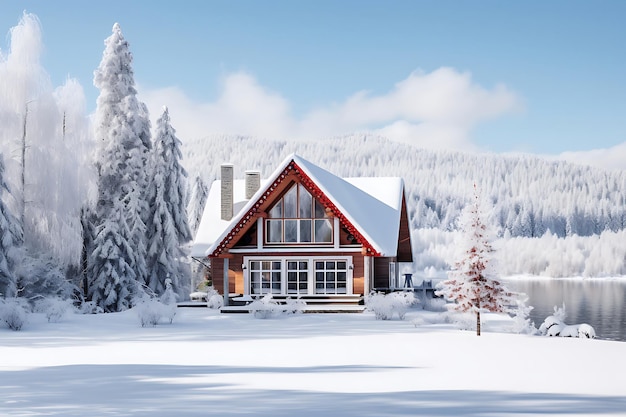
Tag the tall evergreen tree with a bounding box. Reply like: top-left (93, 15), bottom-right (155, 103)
top-left (145, 107), bottom-right (192, 298)
top-left (0, 155), bottom-right (23, 298)
top-left (89, 23), bottom-right (151, 310)
top-left (436, 185), bottom-right (516, 335)
top-left (88, 198), bottom-right (137, 312)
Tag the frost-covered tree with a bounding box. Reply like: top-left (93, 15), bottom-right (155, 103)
top-left (0, 13), bottom-right (95, 279)
top-left (0, 155), bottom-right (23, 298)
top-left (187, 175), bottom-right (208, 237)
top-left (436, 185), bottom-right (515, 335)
top-left (145, 107), bottom-right (192, 298)
top-left (89, 23), bottom-right (151, 310)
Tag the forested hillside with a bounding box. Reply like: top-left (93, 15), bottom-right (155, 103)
top-left (183, 134), bottom-right (626, 277)
top-left (182, 133), bottom-right (626, 239)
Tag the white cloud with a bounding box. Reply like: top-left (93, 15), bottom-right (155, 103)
top-left (141, 67), bottom-right (521, 151)
top-left (556, 142), bottom-right (626, 171)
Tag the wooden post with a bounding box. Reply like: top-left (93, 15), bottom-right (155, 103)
top-left (223, 257), bottom-right (230, 306)
top-left (364, 255), bottom-right (371, 295)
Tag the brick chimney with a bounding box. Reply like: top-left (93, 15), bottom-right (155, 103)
top-left (244, 170), bottom-right (261, 200)
top-left (220, 163), bottom-right (234, 221)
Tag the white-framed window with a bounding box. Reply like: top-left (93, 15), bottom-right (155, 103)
top-left (314, 260), bottom-right (348, 294)
top-left (287, 260), bottom-right (309, 294)
top-left (265, 183), bottom-right (333, 244)
top-left (249, 260), bottom-right (282, 295)
top-left (244, 256), bottom-right (352, 296)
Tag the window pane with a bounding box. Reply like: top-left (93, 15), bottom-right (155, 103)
top-left (284, 186), bottom-right (297, 218)
top-left (250, 261), bottom-right (260, 270)
top-left (285, 220), bottom-right (297, 242)
top-left (326, 272), bottom-right (335, 283)
top-left (266, 220), bottom-right (282, 243)
top-left (337, 261), bottom-right (347, 270)
top-left (262, 261), bottom-right (271, 269)
top-left (337, 272), bottom-right (347, 282)
top-left (287, 261), bottom-right (297, 270)
top-left (272, 261), bottom-right (282, 270)
top-left (325, 261), bottom-right (335, 269)
top-left (315, 261), bottom-right (324, 269)
top-left (269, 202), bottom-right (282, 218)
top-left (316, 272), bottom-right (324, 282)
top-left (299, 261), bottom-right (308, 269)
top-left (299, 186), bottom-right (312, 218)
top-left (288, 272), bottom-right (297, 282)
top-left (299, 271), bottom-right (307, 281)
top-left (299, 220), bottom-right (312, 242)
top-left (315, 219), bottom-right (333, 243)
top-left (314, 200), bottom-right (326, 218)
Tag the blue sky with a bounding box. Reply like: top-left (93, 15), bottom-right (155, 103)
top-left (1, 1), bottom-right (625, 163)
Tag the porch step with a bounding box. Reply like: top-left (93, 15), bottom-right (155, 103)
top-left (220, 304), bottom-right (366, 314)
top-left (221, 294), bottom-right (365, 314)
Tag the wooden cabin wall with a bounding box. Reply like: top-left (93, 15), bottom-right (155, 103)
top-left (210, 258), bottom-right (237, 295)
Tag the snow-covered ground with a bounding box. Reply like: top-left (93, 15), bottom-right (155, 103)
top-left (1, 308), bottom-right (625, 417)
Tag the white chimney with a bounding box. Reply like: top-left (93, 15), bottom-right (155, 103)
top-left (245, 170), bottom-right (261, 200)
top-left (220, 163), bottom-right (234, 221)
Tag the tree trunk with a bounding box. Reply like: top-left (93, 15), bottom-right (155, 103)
top-left (476, 310), bottom-right (481, 336)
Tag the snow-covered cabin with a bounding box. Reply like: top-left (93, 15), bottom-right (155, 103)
top-left (191, 154), bottom-right (413, 305)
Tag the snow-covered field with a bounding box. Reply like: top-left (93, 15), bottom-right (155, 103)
top-left (1, 307), bottom-right (625, 417)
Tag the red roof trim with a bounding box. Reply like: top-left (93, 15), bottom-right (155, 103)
top-left (210, 160), bottom-right (380, 257)
top-left (292, 162), bottom-right (380, 256)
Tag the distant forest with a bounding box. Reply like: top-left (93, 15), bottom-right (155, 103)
top-left (183, 133), bottom-right (626, 239)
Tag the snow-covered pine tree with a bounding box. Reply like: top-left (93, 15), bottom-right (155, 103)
top-left (88, 198), bottom-right (137, 312)
top-left (145, 107), bottom-right (192, 298)
top-left (0, 155), bottom-right (23, 298)
top-left (436, 184), bottom-right (516, 335)
top-left (89, 23), bottom-right (151, 310)
top-left (123, 182), bottom-right (148, 291)
top-left (187, 175), bottom-right (208, 237)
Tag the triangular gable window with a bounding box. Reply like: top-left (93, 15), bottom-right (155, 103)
top-left (266, 182), bottom-right (333, 244)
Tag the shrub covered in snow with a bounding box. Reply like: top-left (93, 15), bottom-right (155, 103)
top-left (133, 294), bottom-right (178, 327)
top-left (248, 294), bottom-right (282, 319)
top-left (366, 291), bottom-right (417, 320)
top-left (578, 323), bottom-right (596, 339)
top-left (247, 295), bottom-right (305, 318)
top-left (206, 287), bottom-right (223, 309)
top-left (511, 295), bottom-right (538, 335)
top-left (79, 300), bottom-right (104, 314)
top-left (0, 297), bottom-right (29, 331)
top-left (159, 279), bottom-right (177, 324)
top-left (134, 298), bottom-right (163, 327)
top-left (34, 297), bottom-right (75, 323)
top-left (284, 297), bottom-right (307, 314)
top-left (539, 304), bottom-right (567, 336)
top-left (538, 304), bottom-right (596, 339)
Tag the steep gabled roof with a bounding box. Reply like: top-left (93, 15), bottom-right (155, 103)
top-left (191, 154), bottom-right (407, 258)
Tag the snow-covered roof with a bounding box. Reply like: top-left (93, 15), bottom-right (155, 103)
top-left (191, 154), bottom-right (406, 258)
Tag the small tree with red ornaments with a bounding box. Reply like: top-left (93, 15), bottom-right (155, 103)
top-left (437, 184), bottom-right (516, 336)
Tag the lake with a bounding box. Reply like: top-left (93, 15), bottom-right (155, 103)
top-left (505, 278), bottom-right (626, 342)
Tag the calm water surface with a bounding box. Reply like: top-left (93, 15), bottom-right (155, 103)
top-left (505, 279), bottom-right (626, 342)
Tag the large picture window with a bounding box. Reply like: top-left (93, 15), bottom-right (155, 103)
top-left (246, 257), bottom-right (351, 296)
top-left (266, 183), bottom-right (333, 244)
